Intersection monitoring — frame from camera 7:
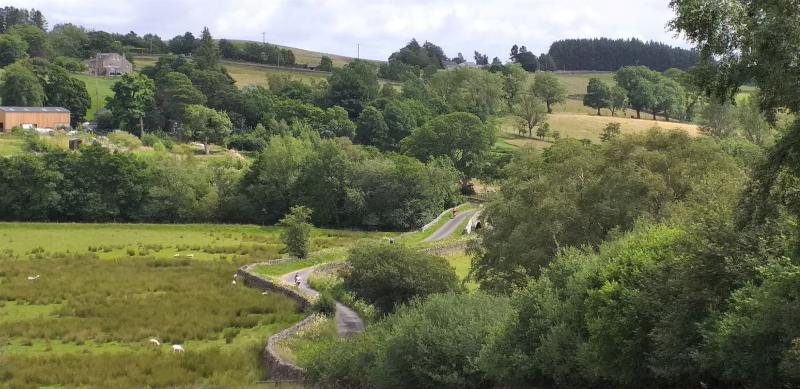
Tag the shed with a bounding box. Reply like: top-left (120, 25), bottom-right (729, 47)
top-left (0, 107), bottom-right (71, 132)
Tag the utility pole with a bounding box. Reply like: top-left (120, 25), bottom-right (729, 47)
top-left (357, 43), bottom-right (360, 60)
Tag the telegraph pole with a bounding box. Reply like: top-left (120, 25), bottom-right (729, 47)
top-left (357, 43), bottom-right (360, 59)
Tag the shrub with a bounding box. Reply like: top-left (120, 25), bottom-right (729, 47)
top-left (307, 293), bottom-right (512, 388)
top-left (312, 293), bottom-right (337, 316)
top-left (107, 130), bottom-right (142, 150)
top-left (342, 241), bottom-right (463, 314)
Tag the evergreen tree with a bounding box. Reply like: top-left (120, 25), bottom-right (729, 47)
top-left (193, 27), bottom-right (221, 70)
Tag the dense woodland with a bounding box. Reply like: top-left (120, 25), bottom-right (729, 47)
top-left (548, 38), bottom-right (699, 71)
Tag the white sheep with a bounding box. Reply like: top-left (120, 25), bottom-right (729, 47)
top-left (173, 253), bottom-right (180, 257)
top-left (27, 275), bottom-right (40, 281)
top-left (232, 280), bottom-right (237, 285)
top-left (148, 338), bottom-right (161, 346)
top-left (186, 254), bottom-right (194, 258)
top-left (172, 344), bottom-right (185, 352)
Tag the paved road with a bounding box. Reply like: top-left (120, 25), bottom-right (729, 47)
top-left (281, 266), bottom-right (365, 338)
top-left (424, 209), bottom-right (476, 242)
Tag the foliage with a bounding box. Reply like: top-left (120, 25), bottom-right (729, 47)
top-left (182, 104), bottom-right (233, 154)
top-left (279, 205), bottom-right (313, 258)
top-left (583, 77), bottom-right (611, 115)
top-left (548, 37), bottom-right (698, 71)
top-left (0, 61), bottom-right (45, 106)
top-left (428, 67), bottom-right (505, 120)
top-left (318, 55), bottom-right (333, 71)
top-left (107, 129), bottom-right (143, 150)
top-left (699, 99), bottom-right (737, 138)
top-left (342, 242), bottom-right (463, 314)
top-left (402, 112), bottom-right (494, 182)
top-left (470, 129), bottom-right (746, 292)
top-left (106, 73), bottom-right (156, 136)
top-left (512, 87), bottom-right (548, 137)
top-left (308, 293), bottom-right (512, 389)
top-left (0, 32), bottom-right (28, 67)
top-left (43, 65), bottom-right (91, 125)
top-left (193, 27), bottom-right (221, 70)
top-left (599, 122), bottom-right (621, 142)
top-left (312, 292), bottom-right (337, 316)
top-left (532, 72), bottom-right (567, 113)
top-left (325, 60), bottom-right (379, 118)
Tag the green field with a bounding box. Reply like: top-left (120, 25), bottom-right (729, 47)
top-left (0, 222), bottom-right (386, 387)
top-left (72, 74), bottom-right (117, 120)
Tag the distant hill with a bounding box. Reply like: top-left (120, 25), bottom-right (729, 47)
top-left (227, 39), bottom-right (383, 67)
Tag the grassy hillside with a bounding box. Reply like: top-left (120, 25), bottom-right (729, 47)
top-left (72, 74), bottom-right (117, 120)
top-left (495, 113), bottom-right (700, 149)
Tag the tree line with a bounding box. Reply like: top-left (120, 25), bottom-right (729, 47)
top-left (548, 37), bottom-right (699, 71)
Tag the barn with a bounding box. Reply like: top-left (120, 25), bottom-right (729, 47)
top-left (0, 107), bottom-right (71, 132)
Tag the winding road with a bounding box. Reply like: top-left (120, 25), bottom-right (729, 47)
top-left (276, 206), bottom-right (473, 338)
top-left (280, 266), bottom-right (365, 338)
top-left (424, 209), bottom-right (476, 242)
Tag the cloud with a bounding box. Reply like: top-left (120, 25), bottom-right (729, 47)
top-left (11, 0), bottom-right (689, 61)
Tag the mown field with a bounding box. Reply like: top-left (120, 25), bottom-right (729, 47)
top-left (72, 74), bottom-right (117, 121)
top-left (0, 223), bottom-right (383, 387)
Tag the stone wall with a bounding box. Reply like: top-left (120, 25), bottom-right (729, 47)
top-left (237, 262), bottom-right (312, 381)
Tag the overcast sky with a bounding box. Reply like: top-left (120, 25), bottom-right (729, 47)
top-left (13, 0), bottom-right (688, 61)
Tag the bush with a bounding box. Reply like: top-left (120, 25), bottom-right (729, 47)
top-left (307, 293), bottom-right (512, 389)
top-left (342, 241), bottom-right (463, 314)
top-left (312, 293), bottom-right (337, 316)
top-left (107, 130), bottom-right (142, 150)
top-left (23, 133), bottom-right (59, 152)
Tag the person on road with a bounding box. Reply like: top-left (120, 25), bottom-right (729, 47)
top-left (294, 273), bottom-right (300, 287)
top-left (451, 207), bottom-right (457, 219)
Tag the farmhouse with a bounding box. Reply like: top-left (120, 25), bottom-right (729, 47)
top-left (86, 53), bottom-right (133, 76)
top-left (0, 107), bottom-right (71, 132)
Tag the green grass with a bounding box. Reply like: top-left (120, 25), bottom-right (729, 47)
top-left (274, 314), bottom-right (340, 367)
top-left (0, 134), bottom-right (24, 156)
top-left (72, 74), bottom-right (117, 120)
top-left (553, 71), bottom-right (616, 96)
top-left (444, 252), bottom-right (478, 291)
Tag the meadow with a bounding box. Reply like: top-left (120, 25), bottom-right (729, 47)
top-left (72, 74), bottom-right (117, 121)
top-left (0, 222), bottom-right (384, 387)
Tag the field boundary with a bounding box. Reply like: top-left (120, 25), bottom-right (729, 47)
top-left (237, 261), bottom-right (312, 381)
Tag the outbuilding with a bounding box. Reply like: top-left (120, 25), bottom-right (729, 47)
top-left (0, 107), bottom-right (71, 132)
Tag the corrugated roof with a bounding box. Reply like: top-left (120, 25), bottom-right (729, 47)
top-left (0, 107), bottom-right (70, 113)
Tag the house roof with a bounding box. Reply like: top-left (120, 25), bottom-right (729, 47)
top-left (0, 107), bottom-right (70, 113)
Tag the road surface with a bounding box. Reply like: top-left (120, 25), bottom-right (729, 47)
top-left (281, 266), bottom-right (365, 338)
top-left (423, 209), bottom-right (476, 242)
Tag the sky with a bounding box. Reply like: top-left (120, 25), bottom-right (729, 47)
top-left (13, 0), bottom-right (689, 62)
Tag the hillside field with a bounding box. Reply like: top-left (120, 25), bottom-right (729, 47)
top-left (0, 222), bottom-right (384, 387)
top-left (72, 74), bottom-right (117, 121)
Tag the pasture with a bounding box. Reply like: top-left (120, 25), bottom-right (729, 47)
top-left (495, 113), bottom-right (700, 149)
top-left (0, 222), bottom-right (383, 387)
top-left (72, 74), bottom-right (117, 120)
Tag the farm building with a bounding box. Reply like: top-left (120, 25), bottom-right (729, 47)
top-left (0, 107), bottom-right (71, 132)
top-left (86, 53), bottom-right (133, 76)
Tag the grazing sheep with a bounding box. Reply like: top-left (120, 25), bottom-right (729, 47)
top-left (233, 273), bottom-right (238, 279)
top-left (148, 338), bottom-right (161, 346)
top-left (232, 280), bottom-right (237, 285)
top-left (186, 254), bottom-right (194, 258)
top-left (172, 344), bottom-right (185, 352)
top-left (173, 253), bottom-right (180, 257)
top-left (27, 275), bottom-right (40, 281)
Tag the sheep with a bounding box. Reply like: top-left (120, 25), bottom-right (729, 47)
top-left (173, 253), bottom-right (180, 257)
top-left (261, 291), bottom-right (269, 295)
top-left (148, 338), bottom-right (161, 346)
top-left (186, 254), bottom-right (194, 258)
top-left (231, 280), bottom-right (237, 285)
top-left (172, 344), bottom-right (185, 352)
top-left (27, 275), bottom-right (40, 281)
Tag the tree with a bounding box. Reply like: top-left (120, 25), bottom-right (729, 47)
top-left (325, 60), bottom-right (379, 118)
top-left (583, 77), bottom-right (611, 115)
top-left (8, 24), bottom-right (50, 57)
top-left (0, 61), bottom-right (44, 106)
top-left (535, 123), bottom-right (550, 140)
top-left (600, 122), bottom-right (621, 142)
top-left (699, 99), bottom-right (737, 138)
top-left (44, 66), bottom-right (91, 126)
top-left (428, 67), bottom-right (505, 120)
top-left (502, 63), bottom-right (528, 110)
top-left (193, 27), bottom-right (221, 70)
top-left (737, 94), bottom-right (772, 146)
top-left (532, 72), bottom-right (567, 113)
top-left (49, 23), bottom-right (88, 58)
top-left (182, 104), bottom-right (232, 154)
top-left (155, 71), bottom-right (206, 132)
top-left (615, 66), bottom-right (662, 119)
top-left (453, 52), bottom-right (466, 64)
top-left (551, 129), bottom-right (561, 140)
top-left (318, 55), bottom-right (333, 71)
top-left (473, 51), bottom-right (488, 65)
top-left (547, 38), bottom-right (698, 71)
top-left (513, 46), bottom-right (539, 72)
top-left (609, 85), bottom-right (628, 116)
top-left (0, 33), bottom-right (27, 67)
top-left (106, 73), bottom-right (155, 137)
top-left (355, 106), bottom-right (391, 149)
top-left (278, 205), bottom-right (313, 258)
top-left (512, 90), bottom-right (548, 137)
top-left (402, 112), bottom-right (493, 185)
top-left (382, 100), bottom-right (416, 147)
top-left (342, 241), bottom-right (462, 314)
